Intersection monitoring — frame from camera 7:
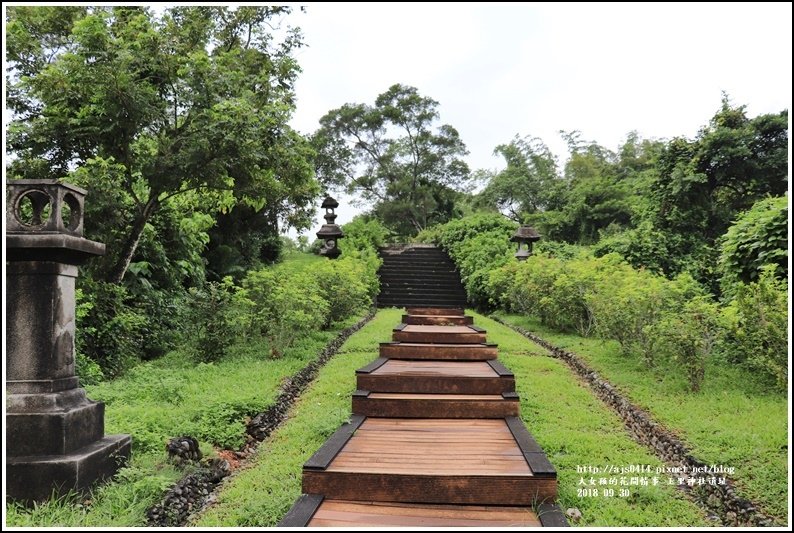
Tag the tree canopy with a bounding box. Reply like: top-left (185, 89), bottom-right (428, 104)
top-left (312, 83), bottom-right (471, 236)
top-left (6, 6), bottom-right (319, 283)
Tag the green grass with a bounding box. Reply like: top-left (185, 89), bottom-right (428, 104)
top-left (494, 312), bottom-right (788, 522)
top-left (194, 308), bottom-right (403, 526)
top-left (195, 309), bottom-right (709, 527)
top-left (5, 307), bottom-right (369, 527)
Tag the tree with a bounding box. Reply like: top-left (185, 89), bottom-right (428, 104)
top-left (530, 132), bottom-right (635, 243)
top-left (312, 84), bottom-right (471, 236)
top-left (6, 6), bottom-right (319, 283)
top-left (474, 135), bottom-right (560, 221)
top-left (653, 96), bottom-right (788, 243)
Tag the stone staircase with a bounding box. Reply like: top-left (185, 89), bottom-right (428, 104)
top-left (377, 245), bottom-right (467, 309)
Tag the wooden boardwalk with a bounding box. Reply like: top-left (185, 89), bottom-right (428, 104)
top-left (280, 308), bottom-right (567, 527)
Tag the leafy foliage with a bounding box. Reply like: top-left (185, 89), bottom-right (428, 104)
top-left (474, 136), bottom-right (560, 221)
top-left (648, 297), bottom-right (722, 392)
top-left (719, 195), bottom-right (788, 293)
top-left (6, 6), bottom-right (319, 283)
top-left (721, 268), bottom-right (788, 390)
top-left (312, 84), bottom-right (471, 236)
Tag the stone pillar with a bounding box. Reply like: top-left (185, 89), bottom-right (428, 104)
top-left (5, 179), bottom-right (132, 503)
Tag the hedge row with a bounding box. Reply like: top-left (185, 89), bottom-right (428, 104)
top-left (421, 213), bottom-right (787, 392)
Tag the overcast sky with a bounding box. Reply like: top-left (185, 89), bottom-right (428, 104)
top-left (287, 2), bottom-right (792, 237)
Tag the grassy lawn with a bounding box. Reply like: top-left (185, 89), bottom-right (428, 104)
top-left (194, 308), bottom-right (403, 526)
top-left (493, 312), bottom-right (789, 522)
top-left (4, 311), bottom-right (367, 527)
top-left (196, 308), bottom-right (709, 527)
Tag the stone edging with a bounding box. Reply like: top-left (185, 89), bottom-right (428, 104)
top-left (490, 316), bottom-right (777, 527)
top-left (145, 308), bottom-right (377, 527)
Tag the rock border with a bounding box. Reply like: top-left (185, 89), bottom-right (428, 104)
top-left (491, 316), bottom-right (778, 527)
top-left (145, 308), bottom-right (377, 527)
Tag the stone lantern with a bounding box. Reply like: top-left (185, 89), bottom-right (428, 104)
top-left (511, 225), bottom-right (541, 261)
top-left (316, 196), bottom-right (344, 259)
top-left (6, 179), bottom-right (132, 503)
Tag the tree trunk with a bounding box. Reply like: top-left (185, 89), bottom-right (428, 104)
top-left (107, 196), bottom-right (159, 284)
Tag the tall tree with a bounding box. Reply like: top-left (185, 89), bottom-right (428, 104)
top-left (6, 6), bottom-right (319, 283)
top-left (653, 96), bottom-right (788, 242)
top-left (312, 84), bottom-right (471, 236)
top-left (474, 135), bottom-right (560, 221)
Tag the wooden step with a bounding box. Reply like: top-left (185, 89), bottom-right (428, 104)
top-left (379, 342), bottom-right (498, 360)
top-left (402, 314), bottom-right (473, 326)
top-left (308, 499), bottom-right (542, 527)
top-left (281, 496), bottom-right (568, 527)
top-left (392, 324), bottom-right (487, 344)
top-left (302, 417), bottom-right (557, 505)
top-left (406, 307), bottom-right (465, 316)
top-left (357, 359), bottom-right (515, 395)
top-left (353, 391), bottom-right (520, 418)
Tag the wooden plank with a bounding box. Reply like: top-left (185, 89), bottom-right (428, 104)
top-left (303, 471), bottom-right (558, 505)
top-left (402, 314), bottom-right (474, 326)
top-left (537, 502), bottom-right (569, 527)
top-left (402, 325), bottom-right (477, 333)
top-left (368, 393), bottom-right (502, 400)
top-left (356, 373), bottom-right (513, 394)
top-left (505, 416), bottom-right (557, 477)
top-left (487, 359), bottom-right (514, 377)
top-left (392, 330), bottom-right (486, 344)
top-left (406, 307), bottom-right (465, 316)
top-left (352, 395), bottom-right (519, 418)
top-left (303, 415), bottom-right (366, 470)
top-left (392, 323), bottom-right (408, 331)
top-left (355, 358), bottom-right (388, 374)
top-left (373, 360), bottom-right (496, 376)
top-left (308, 500), bottom-right (542, 526)
top-left (277, 493), bottom-right (324, 526)
top-left (379, 342), bottom-right (497, 360)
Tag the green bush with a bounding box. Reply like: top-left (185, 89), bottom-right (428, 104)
top-left (312, 258), bottom-right (375, 324)
top-left (587, 269), bottom-right (701, 367)
top-left (649, 297), bottom-right (722, 392)
top-left (418, 213), bottom-right (517, 307)
top-left (593, 220), bottom-right (683, 275)
top-left (721, 268), bottom-right (788, 390)
top-left (239, 247), bottom-right (378, 357)
top-left (339, 216), bottom-right (392, 254)
top-left (719, 195), bottom-right (788, 295)
top-left (420, 212), bottom-right (516, 250)
top-left (185, 278), bottom-right (241, 363)
top-left (76, 280), bottom-right (147, 377)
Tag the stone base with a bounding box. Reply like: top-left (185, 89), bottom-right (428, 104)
top-left (6, 434), bottom-right (132, 504)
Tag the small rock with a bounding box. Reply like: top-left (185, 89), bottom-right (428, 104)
top-left (566, 508), bottom-right (583, 523)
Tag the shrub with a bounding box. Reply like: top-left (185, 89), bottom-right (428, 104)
top-left (649, 296), bottom-right (722, 392)
top-left (339, 216), bottom-right (392, 255)
top-left (593, 220), bottom-right (683, 275)
top-left (721, 268), bottom-right (788, 391)
top-left (184, 278), bottom-right (240, 363)
top-left (719, 195), bottom-right (788, 295)
top-left (309, 258), bottom-right (372, 325)
top-left (587, 269), bottom-right (700, 367)
top-left (76, 280), bottom-right (147, 377)
top-left (240, 251), bottom-right (378, 357)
